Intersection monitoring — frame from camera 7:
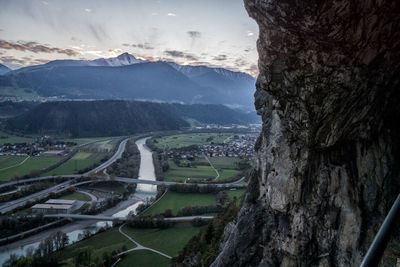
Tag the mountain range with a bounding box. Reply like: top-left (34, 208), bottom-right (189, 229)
top-left (0, 53), bottom-right (255, 110)
top-left (0, 64), bottom-right (10, 75)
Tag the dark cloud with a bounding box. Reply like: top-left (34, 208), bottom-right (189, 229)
top-left (164, 50), bottom-right (198, 61)
top-left (213, 54), bottom-right (227, 61)
top-left (187, 31), bottom-right (201, 39)
top-left (0, 40), bottom-right (79, 56)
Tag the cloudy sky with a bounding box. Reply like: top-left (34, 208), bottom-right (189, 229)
top-left (0, 0), bottom-right (259, 76)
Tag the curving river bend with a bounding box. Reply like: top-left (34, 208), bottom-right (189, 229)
top-left (0, 137), bottom-right (157, 265)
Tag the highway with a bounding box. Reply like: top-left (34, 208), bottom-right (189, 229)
top-left (0, 176), bottom-right (245, 214)
top-left (85, 138), bottom-right (129, 175)
top-left (0, 136), bottom-right (246, 214)
top-left (0, 180), bottom-right (72, 214)
top-left (0, 174), bottom-right (246, 190)
top-left (44, 213), bottom-right (214, 222)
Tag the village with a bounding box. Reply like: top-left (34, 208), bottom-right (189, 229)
top-left (0, 136), bottom-right (74, 156)
top-left (164, 133), bottom-right (257, 160)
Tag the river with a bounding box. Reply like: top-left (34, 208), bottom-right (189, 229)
top-left (0, 137), bottom-right (157, 265)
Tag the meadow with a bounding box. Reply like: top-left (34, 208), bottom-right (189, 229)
top-left (153, 133), bottom-right (233, 149)
top-left (143, 191), bottom-right (217, 216)
top-left (59, 227), bottom-right (135, 266)
top-left (0, 131), bottom-right (35, 145)
top-left (0, 154), bottom-right (61, 181)
top-left (42, 151), bottom-right (110, 176)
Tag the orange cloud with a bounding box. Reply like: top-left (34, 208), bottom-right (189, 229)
top-left (0, 40), bottom-right (79, 56)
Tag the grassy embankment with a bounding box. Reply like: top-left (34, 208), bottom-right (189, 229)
top-left (58, 192), bottom-right (91, 201)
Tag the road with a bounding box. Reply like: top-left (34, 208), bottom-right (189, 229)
top-left (77, 190), bottom-right (97, 201)
top-left (44, 213), bottom-right (214, 222)
top-left (0, 135), bottom-right (246, 214)
top-left (0, 176), bottom-right (245, 214)
top-left (0, 174), bottom-right (247, 190)
top-left (85, 138), bottom-right (129, 175)
top-left (204, 155), bottom-right (220, 180)
top-left (117, 223), bottom-right (172, 259)
top-left (0, 180), bottom-right (72, 214)
top-left (0, 219), bottom-right (65, 244)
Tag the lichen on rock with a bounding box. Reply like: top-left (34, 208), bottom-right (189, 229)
top-left (212, 0), bottom-right (400, 266)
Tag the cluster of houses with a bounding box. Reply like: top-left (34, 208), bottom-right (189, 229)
top-left (31, 199), bottom-right (78, 214)
top-left (166, 134), bottom-right (257, 160)
top-left (199, 134), bottom-right (256, 158)
top-left (194, 124), bottom-right (261, 133)
top-left (0, 138), bottom-right (74, 156)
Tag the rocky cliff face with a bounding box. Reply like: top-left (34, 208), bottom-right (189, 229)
top-left (212, 0), bottom-right (400, 266)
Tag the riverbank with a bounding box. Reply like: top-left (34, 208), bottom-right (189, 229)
top-left (0, 136), bottom-right (157, 265)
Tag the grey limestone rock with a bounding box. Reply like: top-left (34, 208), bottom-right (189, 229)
top-left (212, 0), bottom-right (400, 266)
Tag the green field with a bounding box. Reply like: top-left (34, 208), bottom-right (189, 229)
top-left (164, 160), bottom-right (217, 182)
top-left (216, 169), bottom-right (241, 181)
top-left (58, 223), bottom-right (202, 266)
top-left (143, 191), bottom-right (217, 216)
top-left (208, 157), bottom-right (241, 169)
top-left (154, 133), bottom-right (233, 149)
top-left (0, 154), bottom-right (61, 181)
top-left (60, 227), bottom-right (135, 266)
top-left (58, 192), bottom-right (91, 201)
top-left (59, 137), bottom-right (122, 145)
top-left (0, 131), bottom-right (36, 145)
top-left (118, 250), bottom-right (170, 267)
top-left (226, 189), bottom-right (246, 201)
top-left (43, 151), bottom-right (110, 176)
top-left (122, 223), bottom-right (203, 257)
top-left (164, 158), bottom-right (241, 182)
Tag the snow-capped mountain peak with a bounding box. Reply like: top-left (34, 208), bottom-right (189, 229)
top-left (90, 53), bottom-right (145, 67)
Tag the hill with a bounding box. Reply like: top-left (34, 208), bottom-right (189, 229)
top-left (4, 100), bottom-right (259, 137)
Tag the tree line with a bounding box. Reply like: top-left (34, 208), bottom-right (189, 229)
top-left (108, 138), bottom-right (140, 178)
top-left (3, 231), bottom-right (69, 267)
